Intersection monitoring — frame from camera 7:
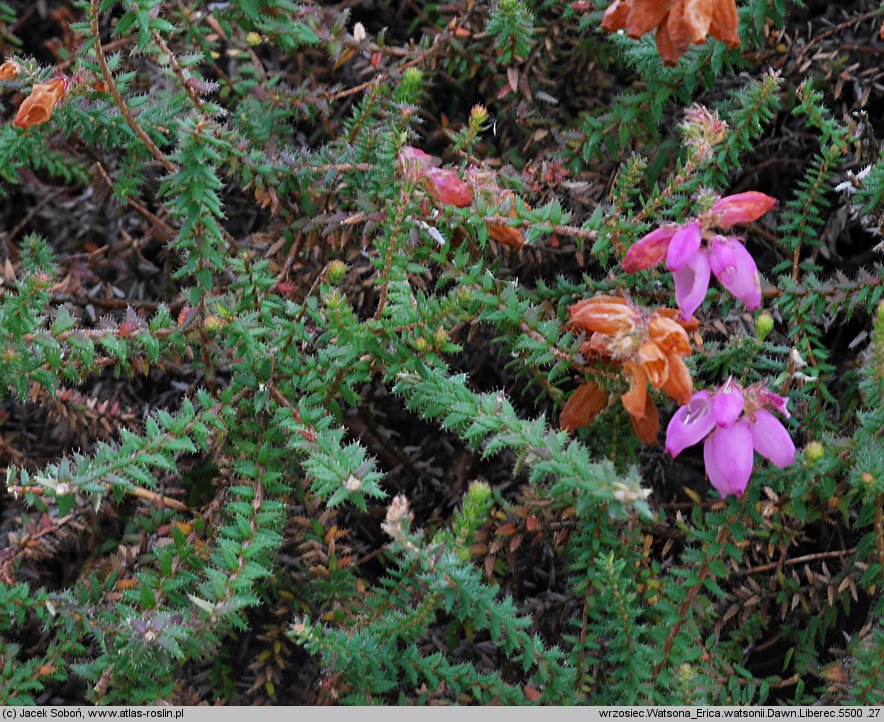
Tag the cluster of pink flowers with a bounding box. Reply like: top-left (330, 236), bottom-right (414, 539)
top-left (399, 141), bottom-right (796, 500)
top-left (622, 191), bottom-right (776, 319)
top-left (665, 381), bottom-right (795, 497)
top-left (617, 189), bottom-right (796, 498)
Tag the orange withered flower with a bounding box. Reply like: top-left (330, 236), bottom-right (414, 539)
top-left (0, 59), bottom-right (20, 81)
top-left (561, 296), bottom-right (698, 444)
top-left (14, 77), bottom-right (67, 130)
top-left (601, 0), bottom-right (740, 66)
top-left (486, 190), bottom-right (526, 250)
top-left (560, 380), bottom-right (609, 432)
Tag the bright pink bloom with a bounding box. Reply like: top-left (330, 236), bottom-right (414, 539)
top-left (749, 409), bottom-right (795, 468)
top-left (711, 191), bottom-right (777, 227)
top-left (622, 191), bottom-right (775, 319)
top-left (709, 236), bottom-right (761, 311)
top-left (664, 390), bottom-right (716, 457)
top-left (665, 381), bottom-right (795, 498)
top-left (711, 380), bottom-right (743, 426)
top-left (704, 421), bottom-right (754, 497)
top-left (666, 221), bottom-right (702, 271)
top-left (672, 250), bottom-right (711, 320)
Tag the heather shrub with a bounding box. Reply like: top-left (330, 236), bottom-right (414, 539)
top-left (0, 0), bottom-right (882, 705)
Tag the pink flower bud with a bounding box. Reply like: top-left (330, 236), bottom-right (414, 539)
top-left (711, 191), bottom-right (777, 228)
top-left (621, 226), bottom-right (676, 273)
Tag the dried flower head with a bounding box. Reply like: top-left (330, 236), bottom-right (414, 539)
top-left (563, 296), bottom-right (698, 444)
top-left (559, 380), bottom-right (609, 432)
top-left (0, 59), bottom-right (21, 81)
top-left (680, 104), bottom-right (728, 162)
top-left (486, 191), bottom-right (526, 249)
top-left (601, 0), bottom-right (740, 66)
top-left (465, 167), bottom-right (527, 249)
top-left (381, 494), bottom-right (413, 540)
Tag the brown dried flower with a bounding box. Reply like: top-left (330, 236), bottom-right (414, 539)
top-left (0, 59), bottom-right (21, 81)
top-left (14, 78), bottom-right (67, 130)
top-left (562, 296), bottom-right (699, 444)
top-left (601, 0), bottom-right (740, 66)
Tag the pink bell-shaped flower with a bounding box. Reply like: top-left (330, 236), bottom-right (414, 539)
top-left (665, 390), bottom-right (716, 457)
top-left (665, 381), bottom-right (796, 498)
top-left (666, 221), bottom-right (703, 271)
top-left (709, 236), bottom-right (762, 311)
top-left (620, 189), bottom-right (775, 319)
top-left (673, 250), bottom-right (711, 320)
top-left (748, 409), bottom-right (795, 468)
top-left (703, 422), bottom-right (754, 497)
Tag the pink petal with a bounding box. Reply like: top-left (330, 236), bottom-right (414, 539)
top-left (711, 191), bottom-right (777, 227)
top-left (711, 382), bottom-right (744, 427)
top-left (673, 248), bottom-right (711, 320)
top-left (703, 422), bottom-right (754, 497)
top-left (622, 226), bottom-right (676, 273)
top-left (665, 390), bottom-right (716, 458)
top-left (709, 236), bottom-right (761, 311)
top-left (749, 409), bottom-right (795, 468)
top-left (666, 221), bottom-right (702, 272)
top-left (424, 168), bottom-right (473, 208)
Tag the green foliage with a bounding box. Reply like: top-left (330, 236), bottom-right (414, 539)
top-left (486, 0), bottom-right (535, 65)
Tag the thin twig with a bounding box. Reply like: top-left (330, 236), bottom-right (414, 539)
top-left (90, 0), bottom-right (177, 174)
top-left (151, 29), bottom-right (206, 112)
top-left (742, 548), bottom-right (855, 576)
top-left (9, 484), bottom-right (189, 512)
top-left (94, 162), bottom-right (175, 236)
